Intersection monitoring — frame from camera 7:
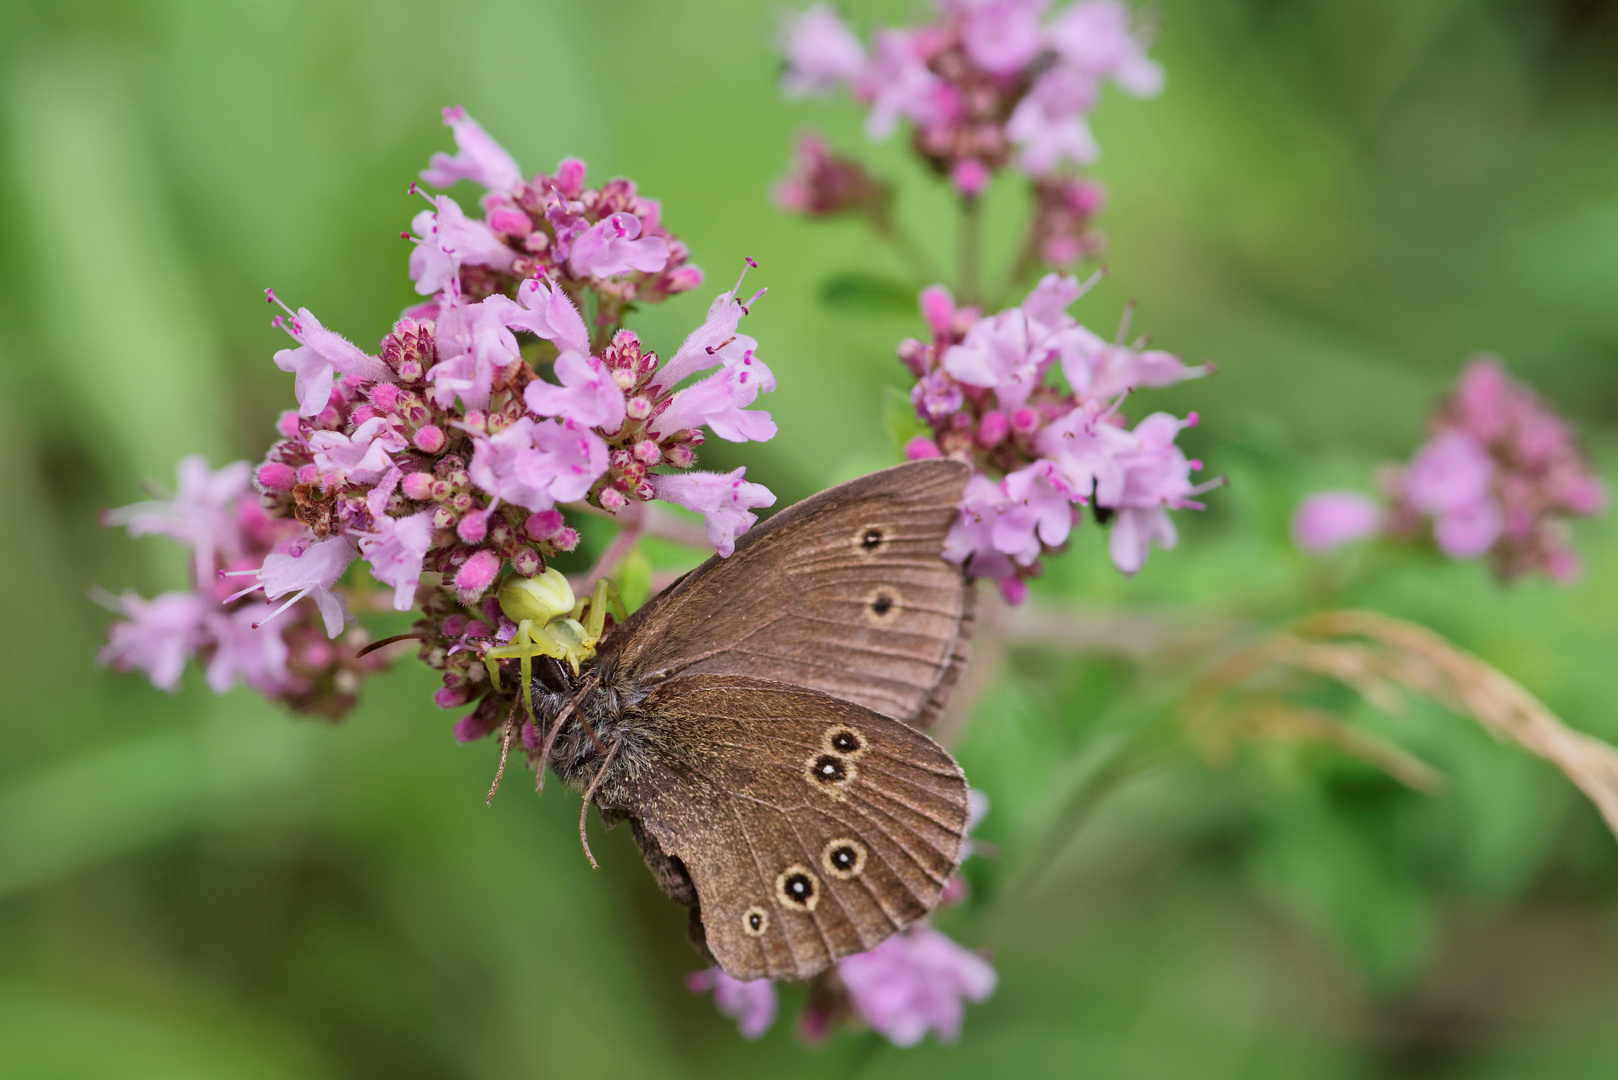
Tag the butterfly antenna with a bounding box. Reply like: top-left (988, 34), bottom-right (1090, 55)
top-left (484, 698), bottom-right (522, 807)
top-left (577, 737), bottom-right (623, 870)
top-left (574, 713), bottom-right (610, 757)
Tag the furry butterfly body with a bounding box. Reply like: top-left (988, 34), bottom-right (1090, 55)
top-left (525, 459), bottom-right (976, 981)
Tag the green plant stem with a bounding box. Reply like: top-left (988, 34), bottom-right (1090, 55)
top-left (868, 204), bottom-right (944, 285)
top-left (958, 195), bottom-right (983, 305)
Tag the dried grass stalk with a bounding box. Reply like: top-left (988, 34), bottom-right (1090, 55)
top-left (1187, 609), bottom-right (1618, 841)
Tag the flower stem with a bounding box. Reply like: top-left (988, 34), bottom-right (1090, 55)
top-left (869, 203), bottom-right (945, 285)
top-left (958, 195), bottom-right (983, 305)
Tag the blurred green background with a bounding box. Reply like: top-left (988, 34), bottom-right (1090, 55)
top-left (4, 0), bottom-right (1618, 1076)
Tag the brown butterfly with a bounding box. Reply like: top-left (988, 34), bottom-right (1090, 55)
top-left (524, 458), bottom-right (975, 981)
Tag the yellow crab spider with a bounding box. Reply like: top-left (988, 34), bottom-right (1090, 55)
top-left (484, 569), bottom-right (627, 723)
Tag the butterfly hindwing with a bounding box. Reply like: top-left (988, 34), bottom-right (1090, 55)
top-left (597, 675), bottom-right (970, 981)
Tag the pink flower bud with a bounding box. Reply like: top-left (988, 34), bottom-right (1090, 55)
top-left (521, 720), bottom-right (541, 750)
top-left (1011, 407), bottom-right (1040, 434)
top-left (297, 464), bottom-right (320, 485)
top-left (977, 411), bottom-right (1010, 448)
top-left (397, 357), bottom-right (425, 383)
top-left (463, 410), bottom-right (486, 433)
top-left (904, 436), bottom-right (942, 460)
top-left (919, 286), bottom-right (955, 339)
top-left (633, 440), bottom-right (661, 466)
top-left (951, 159), bottom-right (989, 197)
top-left (350, 405), bottom-right (378, 426)
top-left (663, 443), bottom-right (695, 468)
top-left (555, 157), bottom-right (586, 197)
top-left (414, 424), bottom-right (446, 454)
top-left (277, 411), bottom-right (302, 438)
top-left (937, 875), bottom-right (969, 907)
top-left (658, 265), bottom-right (704, 294)
top-left (455, 549), bottom-right (503, 603)
top-left (453, 698), bottom-right (503, 742)
top-left (431, 505), bottom-right (456, 530)
top-left (487, 207), bottom-right (533, 237)
top-left (371, 383), bottom-right (401, 411)
top-left (524, 509), bottom-right (564, 542)
top-left (626, 396), bottom-right (653, 421)
top-left (551, 526), bottom-right (579, 551)
top-left (998, 577), bottom-right (1028, 605)
top-left (442, 615), bottom-right (468, 637)
top-left (402, 472), bottom-right (435, 501)
top-left (257, 462), bottom-right (297, 491)
top-left (457, 511), bottom-right (488, 544)
top-left (599, 487), bottom-right (628, 513)
top-left (896, 338), bottom-right (930, 378)
top-left (511, 546), bottom-right (541, 576)
top-left (433, 686), bottom-right (469, 709)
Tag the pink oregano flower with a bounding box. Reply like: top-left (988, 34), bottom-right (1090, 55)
top-left (99, 458), bottom-right (387, 714)
top-left (777, 0), bottom-right (1162, 192)
top-left (1295, 357), bottom-right (1605, 581)
top-left (101, 107), bottom-right (782, 734)
top-left (900, 276), bottom-right (1216, 594)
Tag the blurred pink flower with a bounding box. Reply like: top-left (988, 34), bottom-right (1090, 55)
top-left (838, 925), bottom-right (997, 1047)
top-left (102, 456), bottom-right (253, 585)
top-left (778, 2), bottom-right (867, 99)
top-left (686, 968), bottom-right (779, 1040)
top-left (96, 590), bottom-right (210, 692)
top-left (203, 606), bottom-right (290, 695)
top-left (1292, 491), bottom-right (1385, 554)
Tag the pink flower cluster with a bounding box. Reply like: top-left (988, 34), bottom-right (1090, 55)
top-left (414, 106), bottom-right (701, 324)
top-left (98, 457), bottom-right (389, 716)
top-left (778, 0), bottom-right (1161, 195)
top-left (1294, 358), bottom-right (1607, 582)
top-left (689, 792), bottom-right (996, 1045)
top-left (772, 132), bottom-right (892, 218)
top-left (101, 108), bottom-right (780, 728)
top-left (896, 275), bottom-right (1212, 598)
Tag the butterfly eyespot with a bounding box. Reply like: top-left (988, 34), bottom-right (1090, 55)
top-left (853, 525), bottom-right (886, 555)
top-left (864, 587), bottom-right (902, 625)
top-left (804, 752), bottom-right (856, 796)
top-left (775, 865), bottom-right (820, 912)
top-left (822, 725), bottom-right (866, 759)
top-left (742, 905), bottom-right (769, 937)
top-left (821, 837), bottom-right (868, 880)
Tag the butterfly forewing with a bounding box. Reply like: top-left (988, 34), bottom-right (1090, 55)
top-left (602, 676), bottom-right (970, 981)
top-left (600, 459), bottom-right (974, 727)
